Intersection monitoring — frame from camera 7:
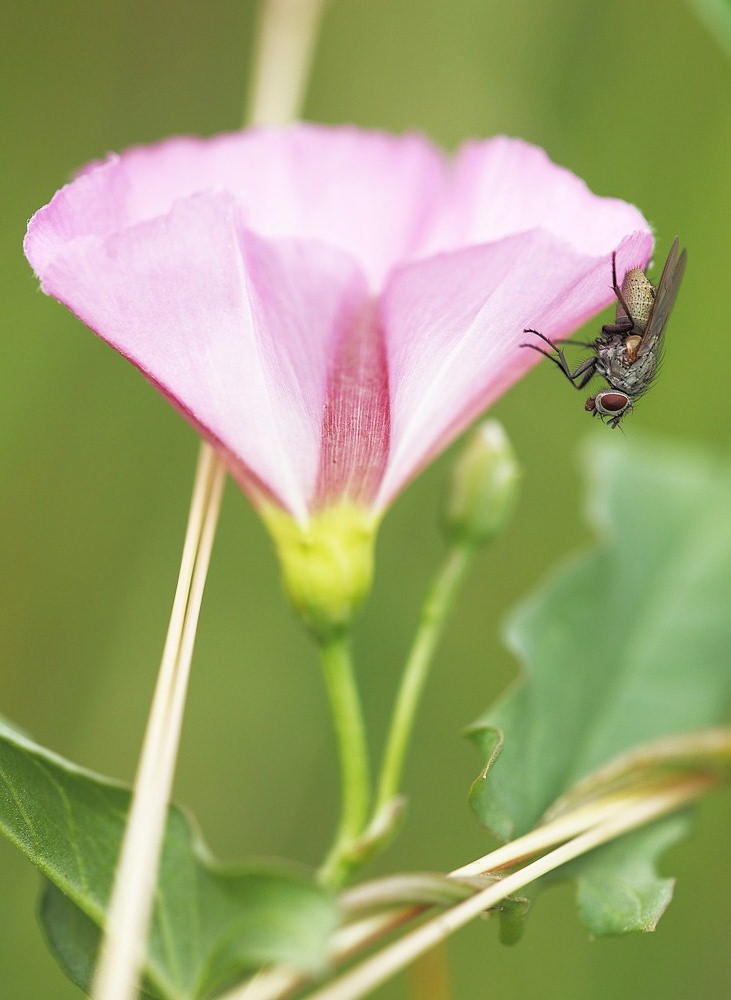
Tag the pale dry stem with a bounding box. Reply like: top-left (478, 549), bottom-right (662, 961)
top-left (90, 446), bottom-right (225, 1000)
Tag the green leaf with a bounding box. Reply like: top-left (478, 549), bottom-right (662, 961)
top-left (40, 883), bottom-right (161, 999)
top-left (570, 816), bottom-right (688, 935)
top-left (468, 436), bottom-right (731, 932)
top-left (0, 719), bottom-right (338, 998)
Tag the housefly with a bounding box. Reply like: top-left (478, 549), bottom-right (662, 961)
top-left (522, 238), bottom-right (687, 427)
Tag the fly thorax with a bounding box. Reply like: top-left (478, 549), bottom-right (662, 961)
top-left (630, 351), bottom-right (657, 384)
top-left (596, 338), bottom-right (631, 376)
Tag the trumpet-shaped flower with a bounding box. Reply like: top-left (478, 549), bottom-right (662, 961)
top-left (25, 125), bottom-right (651, 631)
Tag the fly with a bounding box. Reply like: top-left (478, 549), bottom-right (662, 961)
top-left (522, 238), bottom-right (687, 427)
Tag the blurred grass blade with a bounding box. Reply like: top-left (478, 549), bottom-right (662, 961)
top-left (687, 0), bottom-right (731, 62)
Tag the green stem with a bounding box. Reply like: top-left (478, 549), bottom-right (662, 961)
top-left (375, 543), bottom-right (474, 814)
top-left (318, 633), bottom-right (372, 887)
top-left (318, 543), bottom-right (475, 887)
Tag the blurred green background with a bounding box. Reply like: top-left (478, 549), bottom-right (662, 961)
top-left (2, 0), bottom-right (731, 996)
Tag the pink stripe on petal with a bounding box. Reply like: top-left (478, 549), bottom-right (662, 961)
top-left (313, 299), bottom-right (390, 510)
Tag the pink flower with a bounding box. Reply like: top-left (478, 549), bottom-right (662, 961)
top-left (25, 125), bottom-right (651, 526)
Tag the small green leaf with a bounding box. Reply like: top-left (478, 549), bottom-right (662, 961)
top-left (468, 437), bottom-right (731, 932)
top-left (0, 720), bottom-right (338, 998)
top-left (496, 890), bottom-right (530, 946)
top-left (570, 816), bottom-right (688, 935)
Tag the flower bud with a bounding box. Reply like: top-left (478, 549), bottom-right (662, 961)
top-left (442, 420), bottom-right (521, 547)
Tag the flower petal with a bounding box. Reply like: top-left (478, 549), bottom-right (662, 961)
top-left (25, 126), bottom-right (655, 526)
top-left (29, 125), bottom-right (447, 292)
top-left (423, 136), bottom-right (649, 255)
top-left (26, 192), bottom-right (370, 522)
top-left (376, 229), bottom-right (653, 508)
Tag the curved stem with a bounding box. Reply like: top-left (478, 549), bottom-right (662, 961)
top-left (230, 770), bottom-right (718, 1000)
top-left (318, 634), bottom-right (372, 887)
top-left (318, 543), bottom-right (475, 890)
top-left (375, 544), bottom-right (474, 814)
top-left (304, 772), bottom-right (716, 1000)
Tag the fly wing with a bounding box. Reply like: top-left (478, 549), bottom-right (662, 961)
top-left (637, 237), bottom-right (687, 358)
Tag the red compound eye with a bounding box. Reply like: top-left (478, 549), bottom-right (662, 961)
top-left (596, 391), bottom-right (629, 413)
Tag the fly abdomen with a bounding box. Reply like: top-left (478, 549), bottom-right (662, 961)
top-left (618, 268), bottom-right (655, 329)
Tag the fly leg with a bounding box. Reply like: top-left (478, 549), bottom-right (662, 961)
top-left (602, 252), bottom-right (636, 336)
top-left (521, 329), bottom-right (597, 389)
